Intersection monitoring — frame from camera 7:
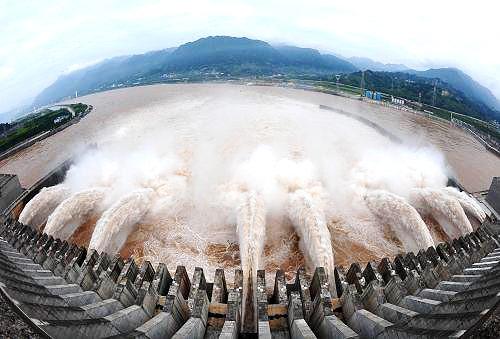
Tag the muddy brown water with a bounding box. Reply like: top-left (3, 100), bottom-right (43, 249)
top-left (3, 84), bottom-right (498, 279)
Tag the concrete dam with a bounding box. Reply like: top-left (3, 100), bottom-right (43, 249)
top-left (0, 156), bottom-right (500, 338)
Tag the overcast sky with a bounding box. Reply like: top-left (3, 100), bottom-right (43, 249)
top-left (1, 0), bottom-right (499, 115)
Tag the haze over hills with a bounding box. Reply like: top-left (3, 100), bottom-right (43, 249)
top-left (31, 36), bottom-right (500, 122)
top-left (347, 56), bottom-right (410, 72)
top-left (346, 58), bottom-right (500, 114)
top-left (410, 68), bottom-right (500, 112)
top-left (33, 36), bottom-right (355, 108)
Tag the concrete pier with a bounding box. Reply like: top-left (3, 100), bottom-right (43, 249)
top-left (1, 172), bottom-right (500, 337)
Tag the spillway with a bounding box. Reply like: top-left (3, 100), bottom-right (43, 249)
top-left (44, 188), bottom-right (106, 239)
top-left (411, 188), bottom-right (473, 239)
top-left (287, 188), bottom-right (335, 294)
top-left (89, 188), bottom-right (153, 254)
top-left (365, 190), bottom-right (434, 252)
top-left (443, 186), bottom-right (486, 223)
top-left (10, 85), bottom-right (492, 304)
top-left (18, 185), bottom-right (71, 229)
top-left (236, 190), bottom-right (266, 333)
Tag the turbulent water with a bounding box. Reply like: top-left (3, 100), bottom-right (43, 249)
top-left (287, 189), bottom-right (334, 274)
top-left (7, 84), bottom-right (498, 280)
top-left (443, 186), bottom-right (486, 223)
top-left (89, 189), bottom-right (153, 254)
top-left (365, 190), bottom-right (434, 252)
top-left (44, 188), bottom-right (106, 239)
top-left (18, 185), bottom-right (70, 229)
top-left (236, 191), bottom-right (266, 328)
top-left (410, 188), bottom-right (473, 239)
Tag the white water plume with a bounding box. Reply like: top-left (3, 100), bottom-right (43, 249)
top-left (16, 90), bottom-right (483, 283)
top-left (236, 190), bottom-right (266, 328)
top-left (442, 187), bottom-right (486, 223)
top-left (365, 190), bottom-right (434, 252)
top-left (287, 189), bottom-right (335, 281)
top-left (18, 185), bottom-right (71, 229)
top-left (410, 188), bottom-right (473, 239)
top-left (89, 188), bottom-right (153, 254)
top-left (44, 188), bottom-right (106, 239)
top-left (236, 190), bottom-right (266, 279)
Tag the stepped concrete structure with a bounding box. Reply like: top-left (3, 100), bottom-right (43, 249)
top-left (0, 166), bottom-right (499, 338)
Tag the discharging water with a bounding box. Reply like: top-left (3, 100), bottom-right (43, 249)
top-left (3, 84), bottom-right (499, 282)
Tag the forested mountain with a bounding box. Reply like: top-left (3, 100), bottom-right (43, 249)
top-left (411, 68), bottom-right (500, 111)
top-left (32, 36), bottom-right (500, 122)
top-left (34, 36), bottom-right (357, 107)
top-left (341, 71), bottom-right (499, 121)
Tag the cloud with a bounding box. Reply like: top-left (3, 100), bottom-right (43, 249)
top-left (0, 0), bottom-right (499, 115)
top-left (64, 59), bottom-right (104, 74)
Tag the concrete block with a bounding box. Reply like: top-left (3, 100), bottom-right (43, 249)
top-left (81, 298), bottom-right (123, 318)
top-left (290, 319), bottom-right (316, 338)
top-left (272, 269), bottom-right (287, 305)
top-left (258, 320), bottom-right (272, 338)
top-left (435, 281), bottom-right (471, 292)
top-left (219, 320), bottom-right (239, 339)
top-left (317, 315), bottom-right (359, 339)
top-left (295, 267), bottom-right (313, 322)
top-left (450, 274), bottom-right (482, 283)
top-left (105, 304), bottom-right (149, 333)
top-left (377, 302), bottom-right (417, 324)
top-left (211, 268), bottom-right (227, 303)
top-left (418, 289), bottom-right (457, 302)
top-left (340, 284), bottom-right (363, 321)
top-left (384, 275), bottom-right (408, 305)
top-left (349, 309), bottom-right (392, 338)
top-left (172, 289), bottom-right (209, 339)
top-left (401, 296), bottom-right (440, 313)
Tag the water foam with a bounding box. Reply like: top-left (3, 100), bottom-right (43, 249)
top-left (236, 190), bottom-right (266, 331)
top-left (89, 188), bottom-right (153, 254)
top-left (287, 189), bottom-right (335, 286)
top-left (443, 187), bottom-right (486, 223)
top-left (44, 188), bottom-right (106, 239)
top-left (411, 188), bottom-right (473, 239)
top-left (365, 190), bottom-right (434, 252)
top-left (18, 185), bottom-right (70, 229)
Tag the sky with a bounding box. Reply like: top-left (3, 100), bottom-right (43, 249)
top-left (1, 0), bottom-right (499, 116)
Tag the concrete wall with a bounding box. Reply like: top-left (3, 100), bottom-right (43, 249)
top-left (4, 159), bottom-right (72, 220)
top-left (486, 177), bottom-right (500, 216)
top-left (0, 175), bottom-right (23, 213)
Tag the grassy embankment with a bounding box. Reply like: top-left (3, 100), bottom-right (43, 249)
top-left (0, 103), bottom-right (88, 153)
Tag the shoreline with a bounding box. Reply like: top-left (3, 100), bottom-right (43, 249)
top-left (0, 104), bottom-right (93, 162)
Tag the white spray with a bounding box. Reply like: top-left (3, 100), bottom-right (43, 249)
top-left (236, 190), bottom-right (266, 330)
top-left (410, 188), bottom-right (473, 239)
top-left (287, 188), bottom-right (336, 294)
top-left (237, 191), bottom-right (266, 276)
top-left (442, 187), bottom-right (486, 223)
top-left (89, 188), bottom-right (153, 254)
top-left (365, 190), bottom-right (434, 252)
top-left (44, 188), bottom-right (106, 239)
top-left (18, 185), bottom-right (71, 229)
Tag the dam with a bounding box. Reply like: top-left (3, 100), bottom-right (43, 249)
top-left (0, 84), bottom-right (499, 337)
top-left (0, 167), bottom-right (499, 337)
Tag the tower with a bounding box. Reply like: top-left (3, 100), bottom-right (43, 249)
top-left (360, 71), bottom-right (365, 97)
top-left (432, 79), bottom-right (437, 106)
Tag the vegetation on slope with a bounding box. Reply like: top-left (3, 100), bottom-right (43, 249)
top-left (0, 104), bottom-right (89, 153)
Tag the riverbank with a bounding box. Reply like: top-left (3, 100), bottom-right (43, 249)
top-left (0, 104), bottom-right (92, 162)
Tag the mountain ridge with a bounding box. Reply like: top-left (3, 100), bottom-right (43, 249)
top-left (32, 35), bottom-right (500, 121)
